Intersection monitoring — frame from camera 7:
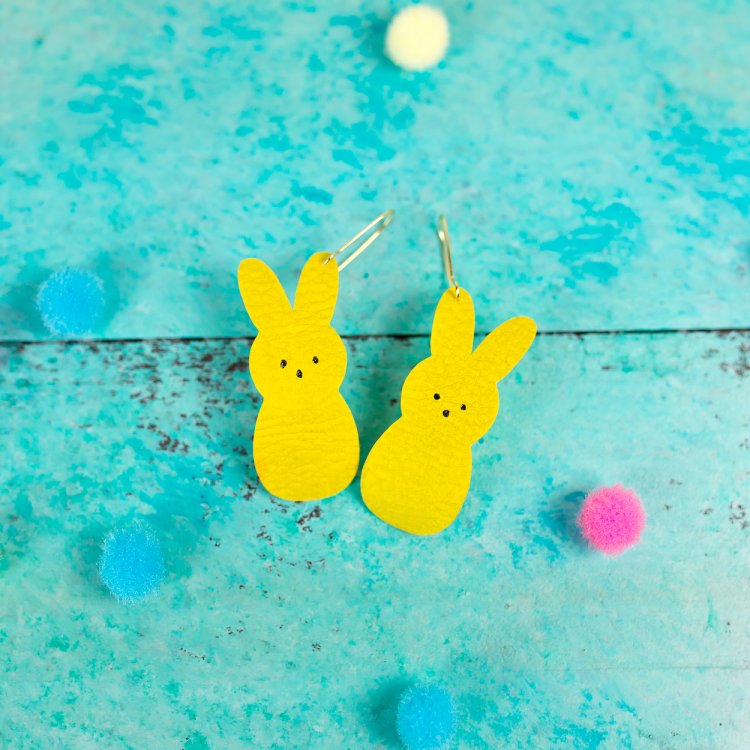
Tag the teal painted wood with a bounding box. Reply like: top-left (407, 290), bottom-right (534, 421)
top-left (1, 332), bottom-right (748, 748)
top-left (2, 0), bottom-right (750, 340)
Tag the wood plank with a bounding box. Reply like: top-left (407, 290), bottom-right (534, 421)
top-left (1, 1), bottom-right (750, 340)
top-left (1, 332), bottom-right (748, 747)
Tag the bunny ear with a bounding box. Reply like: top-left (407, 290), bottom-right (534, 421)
top-left (430, 287), bottom-right (475, 358)
top-left (294, 251), bottom-right (339, 323)
top-left (237, 258), bottom-right (292, 330)
top-left (472, 316), bottom-right (536, 383)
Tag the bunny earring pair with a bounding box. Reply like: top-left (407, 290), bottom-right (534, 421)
top-left (237, 211), bottom-right (394, 502)
top-left (237, 212), bottom-right (535, 536)
top-left (361, 217), bottom-right (536, 535)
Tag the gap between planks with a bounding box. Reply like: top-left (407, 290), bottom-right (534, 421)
top-left (1, 326), bottom-right (749, 349)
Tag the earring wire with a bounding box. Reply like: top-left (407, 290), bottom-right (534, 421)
top-left (324, 209), bottom-right (396, 270)
top-left (437, 214), bottom-right (460, 298)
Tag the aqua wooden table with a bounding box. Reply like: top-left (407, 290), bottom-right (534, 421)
top-left (1, 1), bottom-right (749, 748)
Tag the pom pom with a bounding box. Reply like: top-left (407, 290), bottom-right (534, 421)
top-left (37, 268), bottom-right (104, 336)
top-left (396, 684), bottom-right (456, 750)
top-left (385, 5), bottom-right (450, 72)
top-left (577, 484), bottom-right (645, 555)
top-left (98, 526), bottom-right (165, 602)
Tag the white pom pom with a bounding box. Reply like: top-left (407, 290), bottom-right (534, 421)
top-left (385, 5), bottom-right (450, 72)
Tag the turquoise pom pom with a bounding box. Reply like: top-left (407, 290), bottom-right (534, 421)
top-left (396, 684), bottom-right (456, 750)
top-left (37, 268), bottom-right (104, 335)
top-left (98, 526), bottom-right (165, 603)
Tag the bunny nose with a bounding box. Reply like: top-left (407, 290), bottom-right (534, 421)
top-left (442, 409), bottom-right (450, 417)
top-left (296, 369), bottom-right (303, 378)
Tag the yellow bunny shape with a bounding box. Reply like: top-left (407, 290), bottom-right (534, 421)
top-left (238, 252), bottom-right (359, 502)
top-left (361, 287), bottom-right (536, 535)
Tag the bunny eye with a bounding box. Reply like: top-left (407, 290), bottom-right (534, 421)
top-left (461, 404), bottom-right (467, 411)
top-left (433, 393), bottom-right (441, 400)
top-left (312, 356), bottom-right (319, 364)
top-left (280, 359), bottom-right (288, 369)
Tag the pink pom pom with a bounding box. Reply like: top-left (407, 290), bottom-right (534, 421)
top-left (577, 484), bottom-right (645, 555)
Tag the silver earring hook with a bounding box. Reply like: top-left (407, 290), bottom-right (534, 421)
top-left (437, 214), bottom-right (460, 298)
top-left (324, 209), bottom-right (396, 271)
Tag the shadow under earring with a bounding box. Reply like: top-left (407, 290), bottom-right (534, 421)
top-left (238, 210), bottom-right (395, 502)
top-left (361, 215), bottom-right (537, 534)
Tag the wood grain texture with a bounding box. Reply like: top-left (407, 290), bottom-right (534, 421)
top-left (1, 333), bottom-right (748, 748)
top-left (2, 0), bottom-right (749, 747)
top-left (1, 0), bottom-right (750, 340)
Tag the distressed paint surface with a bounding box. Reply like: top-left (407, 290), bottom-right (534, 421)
top-left (2, 0), bottom-right (750, 340)
top-left (2, 0), bottom-right (750, 747)
top-left (1, 333), bottom-right (749, 748)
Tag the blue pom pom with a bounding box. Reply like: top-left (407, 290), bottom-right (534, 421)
top-left (37, 268), bottom-right (104, 336)
top-left (98, 526), bottom-right (165, 602)
top-left (396, 684), bottom-right (456, 750)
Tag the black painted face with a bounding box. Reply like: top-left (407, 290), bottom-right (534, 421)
top-left (250, 324), bottom-right (346, 399)
top-left (431, 391), bottom-right (467, 418)
top-left (400, 357), bottom-right (499, 442)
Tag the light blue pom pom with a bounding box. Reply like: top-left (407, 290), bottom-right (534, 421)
top-left (396, 684), bottom-right (456, 750)
top-left (98, 526), bottom-right (165, 603)
top-left (37, 268), bottom-right (104, 336)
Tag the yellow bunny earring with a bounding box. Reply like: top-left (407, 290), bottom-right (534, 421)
top-left (361, 216), bottom-right (537, 535)
top-left (238, 210), bottom-right (394, 502)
